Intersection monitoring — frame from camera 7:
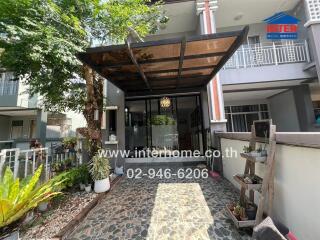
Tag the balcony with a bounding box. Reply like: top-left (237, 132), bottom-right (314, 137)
top-left (220, 40), bottom-right (316, 86)
top-left (223, 41), bottom-right (310, 70)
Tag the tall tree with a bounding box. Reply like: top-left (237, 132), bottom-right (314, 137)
top-left (0, 0), bottom-right (167, 155)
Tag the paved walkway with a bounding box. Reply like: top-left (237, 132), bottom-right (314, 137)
top-left (68, 165), bottom-right (251, 240)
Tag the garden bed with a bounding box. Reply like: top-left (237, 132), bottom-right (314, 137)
top-left (21, 190), bottom-right (98, 239)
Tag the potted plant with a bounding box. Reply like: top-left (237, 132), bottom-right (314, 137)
top-left (63, 136), bottom-right (77, 150)
top-left (51, 161), bottom-right (63, 173)
top-left (84, 183), bottom-right (92, 193)
top-left (22, 211), bottom-right (35, 226)
top-left (227, 202), bottom-right (235, 212)
top-left (83, 171), bottom-right (92, 193)
top-left (79, 182), bottom-right (85, 191)
top-left (115, 165), bottom-right (124, 175)
top-left (243, 145), bottom-right (253, 153)
top-left (233, 204), bottom-right (242, 220)
top-left (90, 154), bottom-right (111, 193)
top-left (77, 165), bottom-right (89, 191)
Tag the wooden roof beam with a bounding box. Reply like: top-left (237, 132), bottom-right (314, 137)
top-left (176, 37), bottom-right (186, 88)
top-left (126, 41), bottom-right (151, 91)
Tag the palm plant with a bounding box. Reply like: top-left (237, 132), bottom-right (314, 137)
top-left (0, 165), bottom-right (63, 229)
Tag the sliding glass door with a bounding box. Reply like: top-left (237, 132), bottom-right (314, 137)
top-left (125, 95), bottom-right (203, 156)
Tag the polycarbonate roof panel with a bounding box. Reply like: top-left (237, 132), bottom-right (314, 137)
top-left (77, 26), bottom-right (249, 96)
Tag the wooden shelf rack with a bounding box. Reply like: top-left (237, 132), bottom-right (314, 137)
top-left (226, 120), bottom-right (277, 228)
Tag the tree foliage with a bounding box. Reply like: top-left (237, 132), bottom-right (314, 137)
top-left (0, 0), bottom-right (166, 112)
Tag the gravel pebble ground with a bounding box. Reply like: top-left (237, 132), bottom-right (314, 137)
top-left (21, 190), bottom-right (98, 239)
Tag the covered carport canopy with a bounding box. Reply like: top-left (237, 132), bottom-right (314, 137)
top-left (78, 26), bottom-right (249, 96)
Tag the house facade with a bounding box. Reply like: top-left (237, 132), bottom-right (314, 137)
top-left (143, 0), bottom-right (320, 132)
top-left (98, 0), bottom-right (320, 166)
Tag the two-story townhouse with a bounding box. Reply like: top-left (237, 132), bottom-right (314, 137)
top-left (78, 0), bottom-right (320, 167)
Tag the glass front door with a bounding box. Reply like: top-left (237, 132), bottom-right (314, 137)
top-left (125, 95), bottom-right (203, 157)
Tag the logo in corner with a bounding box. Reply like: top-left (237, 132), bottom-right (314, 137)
top-left (264, 12), bottom-right (299, 40)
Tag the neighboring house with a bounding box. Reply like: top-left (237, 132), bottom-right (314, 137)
top-left (0, 72), bottom-right (86, 150)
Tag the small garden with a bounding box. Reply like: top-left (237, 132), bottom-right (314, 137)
top-left (0, 150), bottom-right (120, 240)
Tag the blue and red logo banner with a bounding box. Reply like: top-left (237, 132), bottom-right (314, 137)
top-left (264, 12), bottom-right (299, 40)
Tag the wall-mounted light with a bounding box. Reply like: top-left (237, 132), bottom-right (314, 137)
top-left (160, 97), bottom-right (171, 108)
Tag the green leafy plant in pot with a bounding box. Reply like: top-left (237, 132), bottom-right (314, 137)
top-left (89, 154), bottom-right (111, 193)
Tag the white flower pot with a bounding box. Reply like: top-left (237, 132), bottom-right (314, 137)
top-left (23, 211), bottom-right (34, 225)
top-left (249, 151), bottom-right (260, 157)
top-left (38, 202), bottom-right (49, 212)
top-left (115, 166), bottom-right (124, 175)
top-left (79, 183), bottom-right (85, 190)
top-left (1, 230), bottom-right (19, 240)
top-left (94, 178), bottom-right (110, 193)
top-left (85, 185), bottom-right (92, 193)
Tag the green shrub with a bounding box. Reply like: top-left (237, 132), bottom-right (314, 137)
top-left (52, 165), bottom-right (90, 189)
top-left (62, 136), bottom-right (77, 148)
top-left (151, 115), bottom-right (176, 125)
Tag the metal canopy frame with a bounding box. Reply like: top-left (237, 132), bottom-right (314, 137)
top-left (77, 26), bottom-right (249, 96)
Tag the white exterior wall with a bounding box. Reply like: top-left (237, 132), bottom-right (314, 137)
top-left (65, 111), bottom-right (87, 134)
top-left (221, 138), bottom-right (320, 240)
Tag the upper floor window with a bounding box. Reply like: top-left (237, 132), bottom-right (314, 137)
top-left (225, 104), bottom-right (269, 132)
top-left (0, 73), bottom-right (18, 96)
top-left (247, 35), bottom-right (260, 45)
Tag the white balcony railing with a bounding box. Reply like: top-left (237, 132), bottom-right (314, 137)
top-left (0, 72), bottom-right (18, 96)
top-left (223, 41), bottom-right (310, 70)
